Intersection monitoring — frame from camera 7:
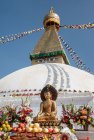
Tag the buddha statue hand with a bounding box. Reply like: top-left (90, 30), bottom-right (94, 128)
top-left (45, 112), bottom-right (51, 116)
top-left (50, 112), bottom-right (55, 117)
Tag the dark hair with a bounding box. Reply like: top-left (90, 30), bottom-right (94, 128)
top-left (40, 84), bottom-right (58, 101)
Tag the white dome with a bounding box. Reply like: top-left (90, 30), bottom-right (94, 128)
top-left (0, 63), bottom-right (94, 116)
top-left (0, 63), bottom-right (94, 92)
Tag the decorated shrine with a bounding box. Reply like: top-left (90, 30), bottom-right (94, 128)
top-left (0, 7), bottom-right (94, 140)
top-left (0, 84), bottom-right (79, 140)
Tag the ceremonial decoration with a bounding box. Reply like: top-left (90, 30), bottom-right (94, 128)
top-left (0, 23), bottom-right (94, 45)
top-left (60, 23), bottom-right (94, 29)
top-left (0, 7), bottom-right (92, 72)
top-left (59, 36), bottom-right (91, 73)
top-left (73, 105), bottom-right (94, 131)
top-left (61, 104), bottom-right (94, 131)
top-left (61, 104), bottom-right (74, 130)
top-left (0, 88), bottom-right (93, 98)
top-left (33, 84), bottom-right (59, 126)
top-left (61, 127), bottom-right (78, 140)
top-left (0, 7), bottom-right (94, 140)
top-left (0, 86), bottom-right (73, 140)
top-left (0, 27), bottom-right (44, 44)
top-left (0, 86), bottom-right (92, 139)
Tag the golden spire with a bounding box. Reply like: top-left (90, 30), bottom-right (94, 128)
top-left (30, 8), bottom-right (69, 65)
top-left (43, 7), bottom-right (60, 30)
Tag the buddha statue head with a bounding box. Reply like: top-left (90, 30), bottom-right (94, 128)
top-left (40, 84), bottom-right (58, 101)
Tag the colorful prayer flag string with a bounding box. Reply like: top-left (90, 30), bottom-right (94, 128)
top-left (59, 36), bottom-right (91, 73)
top-left (60, 23), bottom-right (94, 29)
top-left (0, 22), bottom-right (94, 45)
top-left (0, 27), bottom-right (44, 44)
top-left (0, 88), bottom-right (93, 97)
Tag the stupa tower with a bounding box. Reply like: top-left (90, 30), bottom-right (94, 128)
top-left (30, 7), bottom-right (69, 65)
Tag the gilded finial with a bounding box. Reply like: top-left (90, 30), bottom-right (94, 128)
top-left (43, 7), bottom-right (60, 30)
top-left (50, 7), bottom-right (54, 13)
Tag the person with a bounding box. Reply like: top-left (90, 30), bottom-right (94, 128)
top-left (34, 84), bottom-right (58, 121)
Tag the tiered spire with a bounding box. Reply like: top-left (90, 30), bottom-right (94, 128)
top-left (30, 8), bottom-right (69, 65)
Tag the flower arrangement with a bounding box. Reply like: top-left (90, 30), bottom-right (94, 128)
top-left (17, 106), bottom-right (33, 123)
top-left (61, 104), bottom-right (74, 130)
top-left (17, 97), bottom-right (33, 123)
top-left (0, 98), bottom-right (33, 139)
top-left (0, 104), bottom-right (33, 126)
top-left (73, 105), bottom-right (94, 130)
top-left (61, 104), bottom-right (94, 131)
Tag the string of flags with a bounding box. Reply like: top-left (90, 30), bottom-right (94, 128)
top-left (0, 88), bottom-right (93, 97)
top-left (0, 23), bottom-right (93, 73)
top-left (60, 23), bottom-right (94, 29)
top-left (59, 36), bottom-right (91, 73)
top-left (0, 22), bottom-right (94, 45)
top-left (0, 27), bottom-right (44, 44)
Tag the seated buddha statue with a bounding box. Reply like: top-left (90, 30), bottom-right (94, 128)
top-left (33, 84), bottom-right (58, 121)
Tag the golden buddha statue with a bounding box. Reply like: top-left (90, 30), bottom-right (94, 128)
top-left (34, 84), bottom-right (58, 121)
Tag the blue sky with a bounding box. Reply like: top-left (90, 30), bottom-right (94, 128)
top-left (0, 0), bottom-right (94, 78)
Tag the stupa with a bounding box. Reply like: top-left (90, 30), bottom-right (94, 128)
top-left (0, 8), bottom-right (94, 118)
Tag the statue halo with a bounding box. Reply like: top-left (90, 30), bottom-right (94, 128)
top-left (40, 84), bottom-right (58, 101)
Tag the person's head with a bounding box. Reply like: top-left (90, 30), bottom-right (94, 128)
top-left (44, 91), bottom-right (52, 100)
